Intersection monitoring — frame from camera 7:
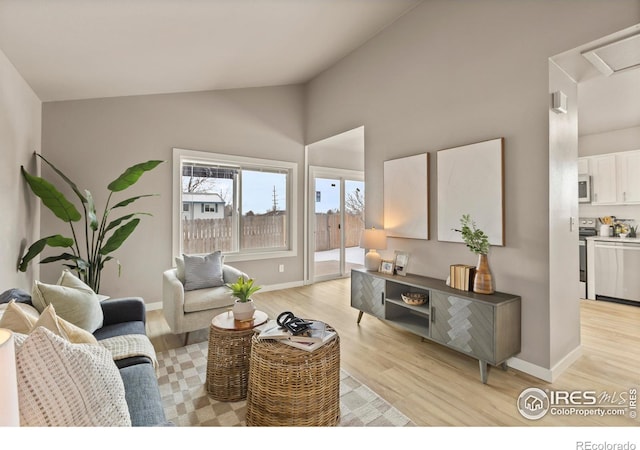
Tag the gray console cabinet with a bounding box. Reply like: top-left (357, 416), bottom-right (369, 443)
top-left (350, 268), bottom-right (521, 383)
top-left (350, 269), bottom-right (386, 321)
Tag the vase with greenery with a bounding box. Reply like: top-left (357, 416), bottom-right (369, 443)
top-left (455, 214), bottom-right (494, 294)
top-left (227, 276), bottom-right (261, 321)
top-left (18, 153), bottom-right (163, 294)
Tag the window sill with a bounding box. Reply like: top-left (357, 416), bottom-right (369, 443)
top-left (222, 249), bottom-right (297, 263)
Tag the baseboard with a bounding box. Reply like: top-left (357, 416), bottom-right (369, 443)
top-left (507, 358), bottom-right (554, 382)
top-left (145, 301), bottom-right (163, 311)
top-left (549, 344), bottom-right (583, 381)
top-left (507, 344), bottom-right (582, 383)
top-left (259, 280), bottom-right (305, 292)
top-left (144, 281), bottom-right (305, 313)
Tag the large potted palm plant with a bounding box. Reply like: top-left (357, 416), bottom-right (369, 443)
top-left (18, 153), bottom-right (163, 293)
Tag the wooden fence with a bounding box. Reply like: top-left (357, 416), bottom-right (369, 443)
top-left (182, 213), bottom-right (363, 254)
top-left (314, 213), bottom-right (363, 251)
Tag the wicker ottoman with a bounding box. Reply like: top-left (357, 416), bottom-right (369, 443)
top-left (206, 310), bottom-right (268, 402)
top-left (245, 329), bottom-right (340, 426)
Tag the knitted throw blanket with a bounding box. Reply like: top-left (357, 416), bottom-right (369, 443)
top-left (99, 334), bottom-right (158, 368)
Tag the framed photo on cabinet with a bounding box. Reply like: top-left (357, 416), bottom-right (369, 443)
top-left (379, 260), bottom-right (395, 275)
top-left (394, 251), bottom-right (410, 276)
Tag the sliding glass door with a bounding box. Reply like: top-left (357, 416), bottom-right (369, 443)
top-left (309, 167), bottom-right (365, 282)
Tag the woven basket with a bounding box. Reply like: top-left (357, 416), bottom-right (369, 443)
top-left (246, 327), bottom-right (340, 426)
top-left (206, 324), bottom-right (255, 401)
top-left (401, 292), bottom-right (427, 306)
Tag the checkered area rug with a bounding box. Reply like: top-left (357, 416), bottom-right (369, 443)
top-left (156, 340), bottom-right (414, 427)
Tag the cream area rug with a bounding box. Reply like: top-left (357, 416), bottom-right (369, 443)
top-left (156, 340), bottom-right (414, 427)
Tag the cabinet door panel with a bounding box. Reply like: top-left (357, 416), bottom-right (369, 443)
top-left (591, 155), bottom-right (617, 204)
top-left (617, 152), bottom-right (640, 203)
top-left (578, 157), bottom-right (589, 175)
top-left (350, 270), bottom-right (385, 319)
top-left (431, 292), bottom-right (494, 362)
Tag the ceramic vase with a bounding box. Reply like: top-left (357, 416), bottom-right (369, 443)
top-left (233, 299), bottom-right (256, 321)
top-left (473, 253), bottom-right (495, 295)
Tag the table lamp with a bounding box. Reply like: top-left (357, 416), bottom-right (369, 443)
top-left (0, 328), bottom-right (19, 426)
top-left (359, 228), bottom-right (387, 271)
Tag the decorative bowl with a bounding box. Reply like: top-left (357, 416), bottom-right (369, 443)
top-left (401, 292), bottom-right (427, 306)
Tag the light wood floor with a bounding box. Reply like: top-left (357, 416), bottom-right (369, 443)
top-left (146, 278), bottom-right (640, 427)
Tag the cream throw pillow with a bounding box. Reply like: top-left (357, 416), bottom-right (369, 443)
top-left (33, 304), bottom-right (98, 345)
top-left (0, 300), bottom-right (39, 334)
top-left (16, 327), bottom-right (131, 427)
top-left (31, 270), bottom-right (103, 333)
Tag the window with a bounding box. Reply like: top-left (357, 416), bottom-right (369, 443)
top-left (183, 203), bottom-right (190, 212)
top-left (202, 203), bottom-right (217, 213)
top-left (173, 148), bottom-right (297, 261)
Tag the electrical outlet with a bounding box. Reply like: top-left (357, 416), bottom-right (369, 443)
top-left (278, 264), bottom-right (284, 273)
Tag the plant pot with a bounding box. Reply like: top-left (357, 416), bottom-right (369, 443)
top-left (473, 254), bottom-right (495, 295)
top-left (233, 299), bottom-right (256, 321)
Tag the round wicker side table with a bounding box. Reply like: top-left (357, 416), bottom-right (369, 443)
top-left (206, 310), bottom-right (268, 402)
top-left (245, 328), bottom-right (340, 426)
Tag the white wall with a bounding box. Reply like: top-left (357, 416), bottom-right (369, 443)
top-left (305, 0), bottom-right (638, 374)
top-left (548, 61), bottom-right (580, 370)
top-left (0, 48), bottom-right (41, 292)
top-left (41, 85), bottom-right (305, 302)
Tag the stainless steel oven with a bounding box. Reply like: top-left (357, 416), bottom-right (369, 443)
top-left (579, 218), bottom-right (597, 296)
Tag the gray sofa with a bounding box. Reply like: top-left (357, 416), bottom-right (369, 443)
top-left (1, 290), bottom-right (169, 427)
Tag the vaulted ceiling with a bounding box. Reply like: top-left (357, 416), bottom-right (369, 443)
top-left (0, 0), bottom-right (421, 102)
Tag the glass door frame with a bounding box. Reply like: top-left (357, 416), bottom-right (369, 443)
top-left (307, 166), bottom-right (364, 283)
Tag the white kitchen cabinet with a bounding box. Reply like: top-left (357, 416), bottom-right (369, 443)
top-left (616, 150), bottom-right (640, 204)
top-left (578, 157), bottom-right (590, 175)
top-left (590, 154), bottom-right (617, 205)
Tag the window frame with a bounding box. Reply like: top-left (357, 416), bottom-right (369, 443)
top-left (173, 147), bottom-right (298, 262)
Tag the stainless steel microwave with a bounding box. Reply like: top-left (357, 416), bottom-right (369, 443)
top-left (579, 174), bottom-right (591, 203)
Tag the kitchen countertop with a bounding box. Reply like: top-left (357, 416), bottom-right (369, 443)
top-left (585, 236), bottom-right (640, 243)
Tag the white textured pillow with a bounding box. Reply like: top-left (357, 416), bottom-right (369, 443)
top-left (31, 271), bottom-right (103, 333)
top-left (0, 300), bottom-right (40, 334)
top-left (183, 251), bottom-right (225, 291)
top-left (16, 327), bottom-right (131, 427)
top-left (33, 304), bottom-right (98, 345)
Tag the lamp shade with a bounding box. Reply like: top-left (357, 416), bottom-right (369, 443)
top-left (359, 228), bottom-right (387, 250)
top-left (0, 328), bottom-right (19, 426)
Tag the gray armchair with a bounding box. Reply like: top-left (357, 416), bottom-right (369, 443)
top-left (162, 264), bottom-right (249, 345)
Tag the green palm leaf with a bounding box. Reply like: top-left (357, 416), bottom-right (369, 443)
top-left (18, 235), bottom-right (74, 271)
top-left (40, 253), bottom-right (85, 265)
top-left (99, 218), bottom-right (140, 255)
top-left (85, 190), bottom-right (98, 231)
top-left (21, 167), bottom-right (81, 222)
top-left (112, 194), bottom-right (158, 209)
top-left (36, 153), bottom-right (88, 204)
top-left (108, 161), bottom-right (164, 192)
top-left (104, 213), bottom-right (151, 234)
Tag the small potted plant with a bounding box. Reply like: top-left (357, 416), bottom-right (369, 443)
top-left (455, 214), bottom-right (494, 294)
top-left (227, 276), bottom-right (261, 321)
